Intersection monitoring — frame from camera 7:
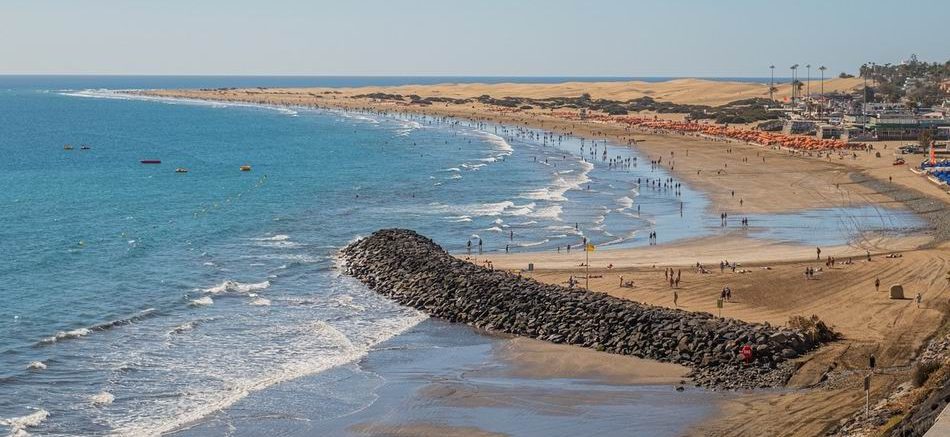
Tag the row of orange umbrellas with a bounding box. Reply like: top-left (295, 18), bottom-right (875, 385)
top-left (555, 112), bottom-right (863, 152)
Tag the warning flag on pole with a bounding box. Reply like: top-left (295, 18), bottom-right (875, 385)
top-left (585, 243), bottom-right (595, 252)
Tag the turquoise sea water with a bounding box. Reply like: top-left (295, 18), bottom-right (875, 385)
top-left (0, 77), bottom-right (923, 436)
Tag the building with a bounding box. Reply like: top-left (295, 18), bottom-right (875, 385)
top-left (817, 125), bottom-right (845, 139)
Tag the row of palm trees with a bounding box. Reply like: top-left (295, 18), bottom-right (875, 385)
top-left (769, 64), bottom-right (828, 103)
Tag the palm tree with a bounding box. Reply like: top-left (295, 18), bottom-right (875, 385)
top-left (790, 64), bottom-right (799, 102)
top-left (818, 66), bottom-right (827, 97)
top-left (769, 65), bottom-right (775, 101)
top-left (805, 64), bottom-right (811, 98)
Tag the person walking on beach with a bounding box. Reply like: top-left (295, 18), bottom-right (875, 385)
top-left (916, 293), bottom-right (922, 308)
top-left (467, 240), bottom-right (472, 254)
top-left (478, 238), bottom-right (483, 254)
top-left (816, 247), bottom-right (822, 260)
top-left (505, 244), bottom-right (509, 253)
top-left (673, 290), bottom-right (679, 307)
top-left (875, 277), bottom-right (880, 292)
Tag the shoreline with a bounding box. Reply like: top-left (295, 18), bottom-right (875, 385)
top-left (134, 84), bottom-right (950, 436)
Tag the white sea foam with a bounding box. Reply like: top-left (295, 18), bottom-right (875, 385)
top-left (112, 313), bottom-right (428, 437)
top-left (331, 295), bottom-right (365, 312)
top-left (190, 296), bottom-right (214, 306)
top-left (40, 328), bottom-right (90, 344)
top-left (202, 280), bottom-right (271, 294)
top-left (510, 220), bottom-right (538, 226)
top-left (517, 239), bottom-right (550, 247)
top-left (531, 205), bottom-right (563, 220)
top-left (249, 298), bottom-right (271, 306)
top-left (448, 174), bottom-right (462, 180)
top-left (254, 234), bottom-right (290, 241)
top-left (445, 215), bottom-right (472, 223)
top-left (90, 391), bottom-right (115, 406)
top-left (485, 226), bottom-right (504, 233)
top-left (441, 167), bottom-right (461, 172)
top-left (482, 132), bottom-right (514, 154)
top-left (0, 409), bottom-right (49, 437)
top-left (520, 160), bottom-right (593, 202)
top-left (616, 196), bottom-right (634, 210)
top-left (505, 202), bottom-right (535, 216)
top-left (37, 309), bottom-right (157, 345)
top-left (26, 361), bottom-right (46, 370)
top-left (63, 90), bottom-right (301, 117)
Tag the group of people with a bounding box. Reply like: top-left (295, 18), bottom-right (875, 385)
top-left (804, 266), bottom-right (820, 280)
top-left (664, 267), bottom-right (682, 288)
top-left (719, 260), bottom-right (738, 273)
top-left (648, 231), bottom-right (658, 245)
top-left (720, 286), bottom-right (733, 302)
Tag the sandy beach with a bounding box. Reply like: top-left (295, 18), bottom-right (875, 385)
top-left (144, 79), bottom-right (950, 436)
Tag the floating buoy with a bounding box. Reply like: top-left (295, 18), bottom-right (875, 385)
top-left (240, 165), bottom-right (252, 172)
top-left (176, 168), bottom-right (189, 173)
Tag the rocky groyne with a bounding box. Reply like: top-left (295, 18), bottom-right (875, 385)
top-left (341, 229), bottom-right (835, 389)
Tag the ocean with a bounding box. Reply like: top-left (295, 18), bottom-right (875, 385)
top-left (0, 76), bottom-right (922, 436)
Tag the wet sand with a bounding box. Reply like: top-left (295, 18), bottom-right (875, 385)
top-left (173, 320), bottom-right (726, 437)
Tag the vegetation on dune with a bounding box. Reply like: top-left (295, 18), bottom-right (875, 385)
top-left (859, 55), bottom-right (950, 106)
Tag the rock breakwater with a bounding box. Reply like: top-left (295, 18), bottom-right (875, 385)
top-left (341, 229), bottom-right (834, 389)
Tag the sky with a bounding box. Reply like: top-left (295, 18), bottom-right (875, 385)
top-left (1, 0), bottom-right (948, 77)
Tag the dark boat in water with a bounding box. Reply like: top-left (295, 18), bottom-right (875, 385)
top-left (140, 159), bottom-right (161, 164)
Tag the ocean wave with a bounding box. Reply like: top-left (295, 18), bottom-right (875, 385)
top-left (461, 163), bottom-right (486, 170)
top-left (484, 226), bottom-right (504, 233)
top-left (616, 196), bottom-right (634, 210)
top-left (509, 220), bottom-right (538, 226)
top-left (37, 308), bottom-right (157, 345)
top-left (26, 361), bottom-right (46, 371)
top-left (0, 409), bottom-right (49, 437)
top-left (249, 298), bottom-right (271, 306)
top-left (253, 234), bottom-right (290, 241)
top-left (202, 280), bottom-right (271, 294)
top-left (90, 391), bottom-right (115, 406)
top-left (446, 215), bottom-right (472, 223)
top-left (330, 295), bottom-right (365, 312)
top-left (62, 90), bottom-right (301, 116)
top-left (505, 202), bottom-right (535, 216)
top-left (522, 158), bottom-right (595, 202)
top-left (516, 239), bottom-right (550, 247)
top-left (441, 168), bottom-right (461, 172)
top-left (480, 132), bottom-right (514, 154)
top-left (114, 313), bottom-right (428, 437)
top-left (190, 296), bottom-right (214, 306)
top-left (531, 205), bottom-right (563, 220)
top-left (167, 318), bottom-right (215, 335)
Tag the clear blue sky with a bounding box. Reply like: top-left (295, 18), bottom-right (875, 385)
top-left (1, 0), bottom-right (947, 76)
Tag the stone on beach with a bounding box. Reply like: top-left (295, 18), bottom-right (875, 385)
top-left (341, 228), bottom-right (837, 390)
